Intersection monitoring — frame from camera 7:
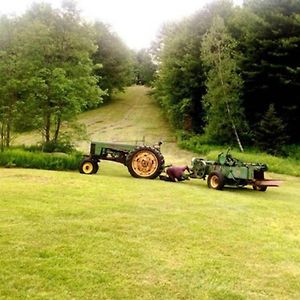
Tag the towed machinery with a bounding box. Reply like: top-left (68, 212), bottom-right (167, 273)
top-left (79, 141), bottom-right (280, 192)
top-left (190, 149), bottom-right (281, 191)
top-left (79, 141), bottom-right (165, 179)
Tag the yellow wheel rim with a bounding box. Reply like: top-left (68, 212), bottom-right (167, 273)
top-left (131, 150), bottom-right (158, 177)
top-left (210, 175), bottom-right (219, 189)
top-left (82, 162), bottom-right (94, 174)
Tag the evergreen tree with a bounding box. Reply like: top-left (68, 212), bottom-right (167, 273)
top-left (230, 0), bottom-right (300, 143)
top-left (255, 104), bottom-right (288, 155)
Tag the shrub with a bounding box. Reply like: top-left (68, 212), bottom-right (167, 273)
top-left (281, 144), bottom-right (300, 161)
top-left (0, 149), bottom-right (82, 171)
top-left (177, 132), bottom-right (226, 154)
top-left (42, 140), bottom-right (76, 154)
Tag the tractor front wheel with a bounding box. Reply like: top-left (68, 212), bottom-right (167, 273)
top-left (207, 171), bottom-right (225, 190)
top-left (126, 146), bottom-right (164, 179)
top-left (79, 158), bottom-right (99, 175)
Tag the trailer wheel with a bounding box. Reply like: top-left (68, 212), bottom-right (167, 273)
top-left (253, 185), bottom-right (267, 192)
top-left (79, 158), bottom-right (99, 175)
top-left (126, 146), bottom-right (164, 179)
top-left (207, 171), bottom-right (225, 190)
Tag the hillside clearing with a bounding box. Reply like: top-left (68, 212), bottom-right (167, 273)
top-left (77, 86), bottom-right (199, 165)
top-left (14, 86), bottom-right (196, 165)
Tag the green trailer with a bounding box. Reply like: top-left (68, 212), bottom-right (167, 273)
top-left (79, 141), bottom-right (165, 179)
top-left (190, 149), bottom-right (281, 191)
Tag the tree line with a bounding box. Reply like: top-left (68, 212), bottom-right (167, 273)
top-left (1, 0), bottom-right (298, 155)
top-left (152, 0), bottom-right (300, 154)
top-left (0, 0), bottom-right (156, 151)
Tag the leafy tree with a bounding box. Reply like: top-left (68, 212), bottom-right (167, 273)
top-left (0, 1), bottom-right (137, 150)
top-left (16, 2), bottom-right (103, 144)
top-left (255, 104), bottom-right (288, 155)
top-left (92, 22), bottom-right (134, 101)
top-left (133, 49), bottom-right (157, 86)
top-left (0, 16), bottom-right (23, 149)
top-left (201, 15), bottom-right (247, 151)
top-left (153, 0), bottom-right (235, 132)
top-left (153, 20), bottom-right (206, 131)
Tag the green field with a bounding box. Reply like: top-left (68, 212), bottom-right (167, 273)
top-left (2, 86), bottom-right (300, 299)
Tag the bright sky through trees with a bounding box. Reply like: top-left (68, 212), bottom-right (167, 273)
top-left (0, 0), bottom-right (243, 49)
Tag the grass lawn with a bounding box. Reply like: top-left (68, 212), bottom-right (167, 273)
top-left (5, 86), bottom-right (300, 298)
top-left (1, 163), bottom-right (299, 299)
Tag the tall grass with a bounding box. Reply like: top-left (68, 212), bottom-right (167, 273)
top-left (177, 132), bottom-right (222, 154)
top-left (0, 149), bottom-right (82, 171)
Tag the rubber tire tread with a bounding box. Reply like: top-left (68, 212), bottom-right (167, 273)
top-left (207, 171), bottom-right (225, 190)
top-left (79, 158), bottom-right (98, 175)
top-left (126, 146), bottom-right (165, 179)
top-left (91, 161), bottom-right (99, 174)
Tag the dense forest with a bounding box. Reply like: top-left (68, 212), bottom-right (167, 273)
top-left (153, 0), bottom-right (300, 154)
top-left (0, 0), bottom-right (299, 155)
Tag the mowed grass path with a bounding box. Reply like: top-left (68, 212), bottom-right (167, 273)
top-left (77, 86), bottom-right (196, 164)
top-left (14, 86), bottom-right (194, 164)
top-left (3, 86), bottom-right (300, 299)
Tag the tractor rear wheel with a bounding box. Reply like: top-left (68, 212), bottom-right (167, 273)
top-left (126, 146), bottom-right (164, 179)
top-left (79, 158), bottom-right (99, 175)
top-left (207, 171), bottom-right (225, 190)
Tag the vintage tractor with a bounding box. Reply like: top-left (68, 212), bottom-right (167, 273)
top-left (190, 149), bottom-right (281, 191)
top-left (79, 141), bottom-right (165, 179)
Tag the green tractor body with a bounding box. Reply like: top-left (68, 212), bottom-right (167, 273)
top-left (191, 149), bottom-right (281, 191)
top-left (79, 141), bottom-right (165, 179)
